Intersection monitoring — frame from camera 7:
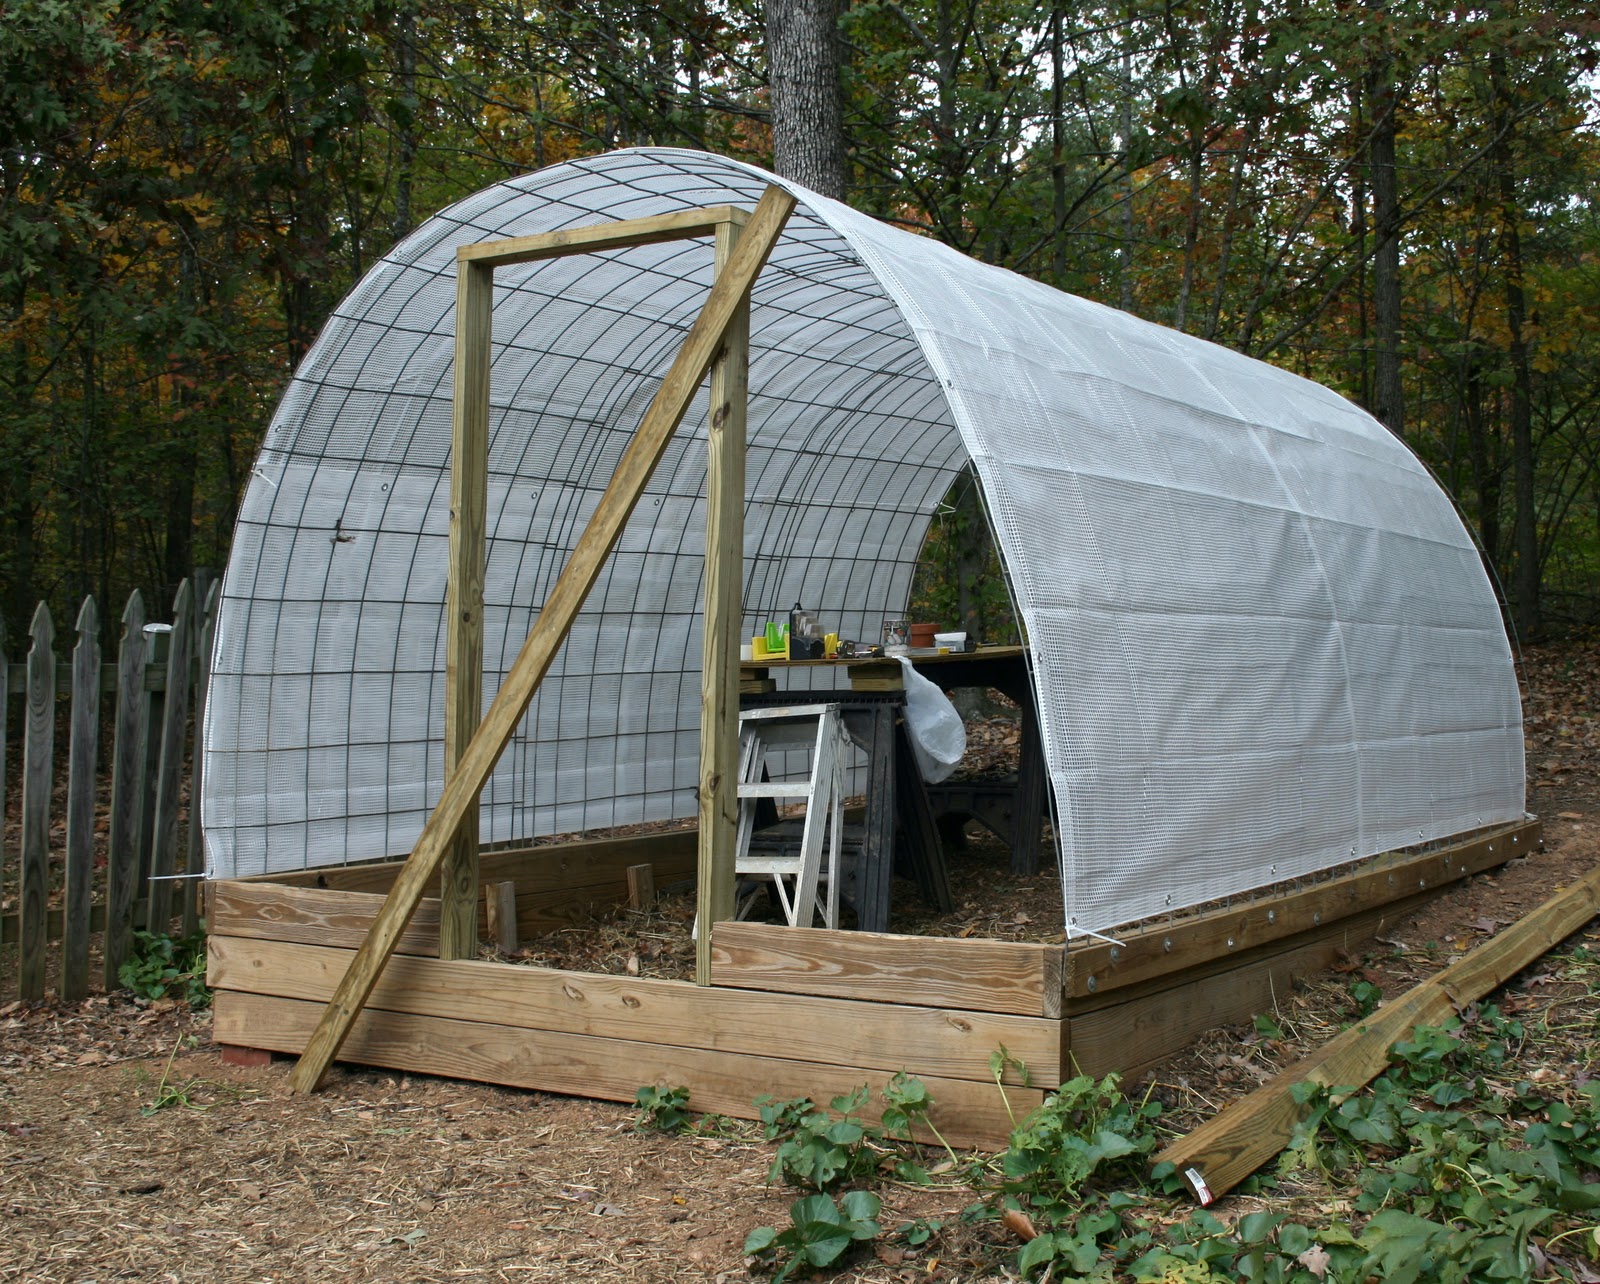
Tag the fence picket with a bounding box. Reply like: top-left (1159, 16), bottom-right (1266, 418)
top-left (183, 577), bottom-right (220, 938)
top-left (19, 603), bottom-right (56, 1001)
top-left (146, 581), bottom-right (193, 933)
top-left (104, 591), bottom-right (149, 989)
top-left (62, 597), bottom-right (102, 1001)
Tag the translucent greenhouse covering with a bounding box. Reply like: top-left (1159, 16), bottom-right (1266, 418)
top-left (203, 147), bottom-right (1526, 937)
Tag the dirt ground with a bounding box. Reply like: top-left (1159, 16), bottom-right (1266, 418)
top-left (3, 644), bottom-right (1598, 1283)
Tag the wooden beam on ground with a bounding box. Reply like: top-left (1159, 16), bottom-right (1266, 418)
top-left (440, 257), bottom-right (492, 959)
top-left (695, 213), bottom-right (750, 985)
top-left (287, 185), bottom-right (796, 1095)
top-left (1155, 860), bottom-right (1600, 1206)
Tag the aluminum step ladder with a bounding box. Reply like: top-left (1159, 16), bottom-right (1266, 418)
top-left (734, 703), bottom-right (849, 929)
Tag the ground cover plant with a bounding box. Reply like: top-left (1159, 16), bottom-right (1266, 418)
top-left (657, 959), bottom-right (1600, 1282)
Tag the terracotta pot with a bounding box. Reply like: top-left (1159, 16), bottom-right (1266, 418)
top-left (909, 622), bottom-right (938, 648)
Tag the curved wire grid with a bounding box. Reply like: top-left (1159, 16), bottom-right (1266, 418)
top-left (203, 148), bottom-right (1525, 936)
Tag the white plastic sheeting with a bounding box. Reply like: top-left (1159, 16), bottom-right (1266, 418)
top-left (203, 148), bottom-right (1525, 936)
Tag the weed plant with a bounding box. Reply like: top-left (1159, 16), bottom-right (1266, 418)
top-left (118, 928), bottom-right (211, 1008)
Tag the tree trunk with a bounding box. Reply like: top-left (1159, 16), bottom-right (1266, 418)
top-left (1349, 82), bottom-right (1371, 410)
top-left (391, 4), bottom-right (418, 242)
top-left (1050, 4), bottom-right (1067, 281)
top-left (766, 0), bottom-right (845, 199)
top-left (1492, 52), bottom-right (1539, 638)
top-left (1118, 45), bottom-right (1135, 311)
top-left (1365, 0), bottom-right (1404, 438)
top-left (1462, 348), bottom-right (1501, 573)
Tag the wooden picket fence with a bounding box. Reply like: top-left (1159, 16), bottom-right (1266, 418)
top-left (1, 576), bottom-right (220, 1002)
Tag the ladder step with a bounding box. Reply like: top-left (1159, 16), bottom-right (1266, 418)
top-left (739, 703), bottom-right (842, 722)
top-left (737, 781), bottom-right (814, 798)
top-left (737, 856), bottom-right (805, 875)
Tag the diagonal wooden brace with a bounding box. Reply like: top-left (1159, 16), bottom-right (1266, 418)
top-left (289, 184), bottom-right (796, 1093)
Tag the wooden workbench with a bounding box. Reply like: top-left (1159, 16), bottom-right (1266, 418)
top-left (738, 646), bottom-right (1049, 928)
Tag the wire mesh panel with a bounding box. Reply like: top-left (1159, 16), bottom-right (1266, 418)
top-left (204, 148), bottom-right (1524, 937)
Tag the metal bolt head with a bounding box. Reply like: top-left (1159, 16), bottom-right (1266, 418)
top-left (1086, 975), bottom-right (1097, 992)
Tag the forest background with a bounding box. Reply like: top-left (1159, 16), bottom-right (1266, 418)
top-left (3, 0), bottom-right (1598, 649)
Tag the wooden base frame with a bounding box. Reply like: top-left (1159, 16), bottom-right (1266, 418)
top-left (209, 817), bottom-right (1539, 1149)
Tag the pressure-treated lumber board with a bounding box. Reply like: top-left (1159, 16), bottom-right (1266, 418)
top-left (268, 829), bottom-right (698, 896)
top-left (1155, 860), bottom-right (1600, 1205)
top-left (509, 882), bottom-right (662, 935)
top-left (288, 186), bottom-right (796, 1094)
top-left (456, 206), bottom-right (746, 267)
top-left (219, 989), bottom-right (1044, 1151)
top-left (1066, 818), bottom-right (1540, 1002)
top-left (711, 921), bottom-right (1064, 1018)
top-left (1065, 887), bottom-right (1448, 1081)
top-left (485, 881), bottom-right (517, 954)
top-left (627, 863), bottom-right (655, 910)
top-left (695, 214), bottom-right (749, 985)
top-left (210, 935), bottom-right (1059, 1085)
top-left (228, 840), bottom-right (695, 943)
top-left (441, 256), bottom-right (492, 960)
top-left (209, 882), bottom-right (442, 956)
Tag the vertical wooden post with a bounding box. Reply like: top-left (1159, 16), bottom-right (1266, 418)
top-left (626, 862), bottom-right (656, 910)
top-left (105, 591), bottom-right (148, 988)
top-left (695, 214), bottom-right (751, 985)
top-left (441, 259), bottom-right (492, 959)
top-left (183, 578), bottom-right (220, 938)
top-left (136, 621), bottom-right (170, 926)
top-left (62, 596), bottom-right (101, 1001)
top-left (147, 580), bottom-right (193, 934)
top-left (19, 602), bottom-right (55, 1001)
top-left (484, 880), bottom-right (518, 954)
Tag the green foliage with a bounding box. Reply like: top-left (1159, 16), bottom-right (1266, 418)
top-left (758, 1083), bottom-right (932, 1191)
top-left (633, 1084), bottom-right (692, 1133)
top-left (118, 928), bottom-right (210, 1009)
top-left (907, 468), bottom-right (1018, 646)
top-left (728, 1023), bottom-right (1600, 1281)
top-left (1347, 977), bottom-right (1383, 1018)
top-left (996, 1072), bottom-right (1163, 1219)
top-left (743, 1190), bottom-right (882, 1282)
